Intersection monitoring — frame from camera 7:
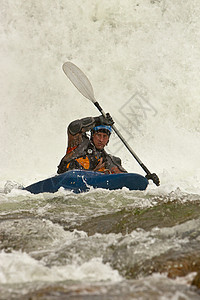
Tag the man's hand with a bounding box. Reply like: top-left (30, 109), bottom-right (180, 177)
top-left (95, 113), bottom-right (114, 126)
top-left (145, 173), bottom-right (160, 186)
top-left (104, 113), bottom-right (114, 126)
top-left (93, 158), bottom-right (106, 171)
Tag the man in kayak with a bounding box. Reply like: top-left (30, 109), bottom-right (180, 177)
top-left (57, 114), bottom-right (127, 174)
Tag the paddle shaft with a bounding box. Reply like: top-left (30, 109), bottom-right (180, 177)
top-left (93, 101), bottom-right (152, 176)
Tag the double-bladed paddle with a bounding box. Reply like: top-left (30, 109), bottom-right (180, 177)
top-left (62, 61), bottom-right (160, 186)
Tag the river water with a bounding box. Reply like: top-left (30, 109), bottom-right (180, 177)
top-left (1, 1), bottom-right (200, 299)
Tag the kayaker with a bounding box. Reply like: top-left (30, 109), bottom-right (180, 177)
top-left (57, 114), bottom-right (127, 174)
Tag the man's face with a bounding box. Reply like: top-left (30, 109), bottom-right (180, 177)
top-left (92, 131), bottom-right (109, 150)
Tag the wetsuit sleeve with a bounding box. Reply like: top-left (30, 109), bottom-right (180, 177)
top-left (68, 115), bottom-right (108, 135)
top-left (106, 155), bottom-right (127, 174)
top-left (68, 117), bottom-right (96, 135)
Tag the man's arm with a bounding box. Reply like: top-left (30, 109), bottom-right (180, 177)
top-left (105, 155), bottom-right (127, 174)
top-left (68, 117), bottom-right (96, 135)
top-left (67, 115), bottom-right (113, 150)
top-left (57, 115), bottom-right (113, 174)
top-left (67, 117), bottom-right (96, 151)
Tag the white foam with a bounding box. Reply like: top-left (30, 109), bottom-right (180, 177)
top-left (0, 251), bottom-right (122, 284)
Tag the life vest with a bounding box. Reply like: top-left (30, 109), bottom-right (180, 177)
top-left (65, 138), bottom-right (107, 172)
top-left (57, 136), bottom-right (127, 174)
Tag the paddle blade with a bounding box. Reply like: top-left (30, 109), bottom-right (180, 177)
top-left (62, 62), bottom-right (96, 103)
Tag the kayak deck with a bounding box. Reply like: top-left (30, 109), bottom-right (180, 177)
top-left (24, 170), bottom-right (149, 194)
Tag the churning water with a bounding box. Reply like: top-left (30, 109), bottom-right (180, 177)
top-left (1, 1), bottom-right (200, 299)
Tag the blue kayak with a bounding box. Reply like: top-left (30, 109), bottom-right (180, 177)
top-left (24, 170), bottom-right (148, 194)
